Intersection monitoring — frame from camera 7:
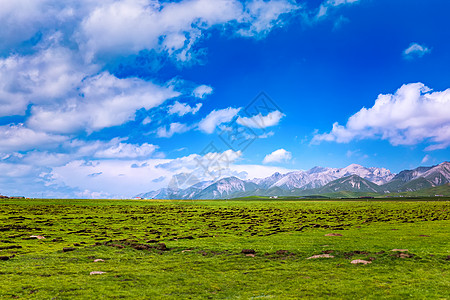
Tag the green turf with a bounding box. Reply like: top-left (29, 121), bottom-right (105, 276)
top-left (0, 198), bottom-right (449, 299)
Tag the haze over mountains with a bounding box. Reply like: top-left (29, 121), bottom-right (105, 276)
top-left (137, 162), bottom-right (450, 199)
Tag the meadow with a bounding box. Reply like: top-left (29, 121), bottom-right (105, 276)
top-left (0, 198), bottom-right (449, 299)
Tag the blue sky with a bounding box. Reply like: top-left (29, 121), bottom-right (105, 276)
top-left (0, 0), bottom-right (449, 198)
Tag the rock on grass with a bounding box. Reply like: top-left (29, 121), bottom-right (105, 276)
top-left (351, 259), bottom-right (371, 265)
top-left (307, 254), bottom-right (334, 259)
top-left (90, 271), bottom-right (106, 275)
top-left (325, 233), bottom-right (343, 237)
top-left (30, 235), bottom-right (45, 239)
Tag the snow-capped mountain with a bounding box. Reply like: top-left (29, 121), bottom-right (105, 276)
top-left (136, 162), bottom-right (449, 199)
top-left (319, 175), bottom-right (381, 194)
top-left (382, 162), bottom-right (450, 192)
top-left (250, 172), bottom-right (284, 188)
top-left (420, 162), bottom-right (450, 185)
top-left (195, 177), bottom-right (260, 199)
top-left (266, 164), bottom-right (394, 190)
top-left (269, 171), bottom-right (311, 190)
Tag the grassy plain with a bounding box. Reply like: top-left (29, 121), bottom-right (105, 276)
top-left (0, 198), bottom-right (449, 299)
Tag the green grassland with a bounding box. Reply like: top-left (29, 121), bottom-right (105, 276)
top-left (0, 198), bottom-right (449, 299)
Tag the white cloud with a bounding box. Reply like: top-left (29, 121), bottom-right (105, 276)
top-left (48, 148), bottom-right (245, 197)
top-left (0, 139), bottom-right (297, 198)
top-left (263, 148), bottom-right (292, 163)
top-left (0, 0), bottom-right (299, 133)
top-left (327, 0), bottom-right (359, 5)
top-left (312, 83), bottom-right (450, 150)
top-left (92, 142), bottom-right (158, 159)
top-left (0, 0), bottom-right (351, 199)
top-left (19, 151), bottom-right (71, 167)
top-left (157, 122), bottom-right (190, 138)
top-left (0, 124), bottom-right (67, 152)
top-left (238, 0), bottom-right (300, 37)
top-left (421, 154), bottom-right (430, 164)
top-left (0, 44), bottom-right (90, 116)
top-left (1, 137), bottom-right (160, 166)
top-left (0, 137), bottom-right (163, 198)
top-left (27, 71), bottom-right (180, 133)
top-left (0, 0), bottom-right (301, 62)
top-left (193, 85), bottom-right (213, 98)
top-left (142, 116), bottom-right (152, 125)
top-left (0, 161), bottom-right (36, 178)
top-left (50, 158), bottom-right (170, 198)
top-left (78, 0), bottom-right (241, 61)
top-left (168, 101), bottom-right (202, 116)
top-left (77, 0), bottom-right (300, 61)
top-left (0, 0), bottom-right (58, 51)
top-left (403, 42), bottom-right (431, 59)
top-left (237, 110), bottom-right (285, 128)
top-left (158, 149), bottom-right (242, 172)
top-left (258, 131), bottom-right (275, 138)
top-left (316, 0), bottom-right (359, 19)
top-left (159, 149), bottom-right (244, 188)
top-left (230, 163), bottom-right (293, 180)
top-left (198, 107), bottom-right (241, 133)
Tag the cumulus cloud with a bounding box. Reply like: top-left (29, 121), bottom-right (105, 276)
top-left (49, 139), bottom-right (159, 162)
top-left (0, 44), bottom-right (89, 116)
top-left (198, 107), bottom-right (241, 133)
top-left (238, 0), bottom-right (300, 37)
top-left (1, 138), bottom-right (160, 167)
top-left (0, 0), bottom-right (299, 132)
top-left (158, 149), bottom-right (242, 171)
top-left (78, 0), bottom-right (299, 61)
top-left (0, 0), bottom-right (364, 199)
top-left (237, 110), bottom-right (285, 128)
top-left (0, 161), bottom-right (36, 179)
top-left (159, 149), bottom-right (244, 188)
top-left (91, 142), bottom-right (157, 159)
top-left (0, 137), bottom-right (163, 198)
top-left (316, 0), bottom-right (359, 19)
top-left (312, 83), bottom-right (450, 150)
top-left (48, 148), bottom-right (245, 197)
top-left (403, 42), bottom-right (431, 59)
top-left (78, 0), bottom-right (239, 61)
top-left (0, 0), bottom-right (300, 62)
top-left (168, 101), bottom-right (202, 116)
top-left (27, 71), bottom-right (180, 133)
top-left (49, 158), bottom-right (170, 198)
top-left (157, 122), bottom-right (191, 138)
top-left (192, 85), bottom-right (213, 98)
top-left (0, 124), bottom-right (67, 152)
top-left (231, 163), bottom-right (293, 179)
top-left (263, 148), bottom-right (292, 163)
top-left (0, 0), bottom-right (64, 51)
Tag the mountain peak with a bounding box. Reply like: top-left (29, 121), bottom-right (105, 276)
top-left (136, 161), bottom-right (448, 199)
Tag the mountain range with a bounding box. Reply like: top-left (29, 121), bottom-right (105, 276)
top-left (137, 162), bottom-right (450, 199)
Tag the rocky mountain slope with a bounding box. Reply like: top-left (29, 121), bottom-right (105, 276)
top-left (136, 162), bottom-right (450, 199)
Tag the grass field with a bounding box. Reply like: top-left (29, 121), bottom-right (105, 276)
top-left (0, 198), bottom-right (449, 299)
